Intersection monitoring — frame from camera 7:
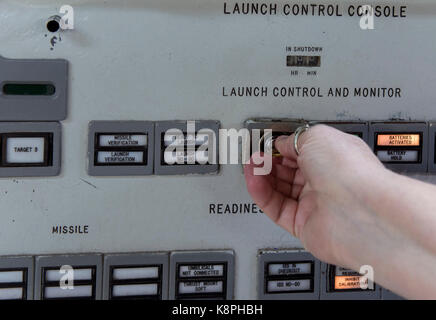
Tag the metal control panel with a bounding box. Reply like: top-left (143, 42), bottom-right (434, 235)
top-left (1, 0), bottom-right (435, 299)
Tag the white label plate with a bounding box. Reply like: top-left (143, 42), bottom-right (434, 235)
top-left (6, 137), bottom-right (45, 164)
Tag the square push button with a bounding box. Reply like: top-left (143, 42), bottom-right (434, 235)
top-left (0, 256), bottom-right (34, 300)
top-left (103, 253), bottom-right (169, 300)
top-left (370, 122), bottom-right (428, 172)
top-left (0, 122), bottom-right (61, 177)
top-left (35, 254), bottom-right (102, 300)
top-left (258, 250), bottom-right (320, 300)
top-left (169, 251), bottom-right (234, 300)
top-left (88, 121), bottom-right (154, 176)
top-left (3, 134), bottom-right (49, 166)
top-left (320, 264), bottom-right (381, 300)
top-left (154, 121), bottom-right (220, 175)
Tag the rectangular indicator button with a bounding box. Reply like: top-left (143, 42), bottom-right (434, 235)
top-left (376, 150), bottom-right (419, 162)
top-left (112, 283), bottom-right (158, 297)
top-left (332, 267), bottom-right (369, 291)
top-left (0, 287), bottom-right (23, 300)
top-left (5, 137), bottom-right (46, 164)
top-left (334, 275), bottom-right (363, 290)
top-left (112, 267), bottom-right (159, 280)
top-left (179, 264), bottom-right (224, 278)
top-left (164, 150), bottom-right (210, 165)
top-left (178, 281), bottom-right (223, 294)
top-left (44, 285), bottom-right (93, 299)
top-left (0, 267), bottom-right (27, 300)
top-left (377, 134), bottom-right (420, 146)
top-left (268, 262), bottom-right (312, 276)
top-left (98, 134), bottom-right (147, 147)
top-left (45, 268), bottom-right (92, 282)
top-left (267, 279), bottom-right (312, 293)
top-left (164, 132), bottom-right (211, 147)
top-left (0, 270), bottom-right (24, 283)
top-left (96, 151), bottom-right (144, 164)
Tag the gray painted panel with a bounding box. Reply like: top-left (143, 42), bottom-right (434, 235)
top-left (0, 55), bottom-right (68, 121)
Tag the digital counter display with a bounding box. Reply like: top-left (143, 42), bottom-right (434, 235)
top-left (377, 134), bottom-right (420, 146)
top-left (286, 55), bottom-right (320, 67)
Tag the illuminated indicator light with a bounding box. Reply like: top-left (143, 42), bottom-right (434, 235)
top-left (334, 275), bottom-right (366, 290)
top-left (377, 134), bottom-right (420, 146)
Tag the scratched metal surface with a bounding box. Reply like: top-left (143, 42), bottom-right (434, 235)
top-left (0, 0), bottom-right (435, 299)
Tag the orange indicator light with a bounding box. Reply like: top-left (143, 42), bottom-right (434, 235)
top-left (377, 134), bottom-right (420, 146)
top-left (334, 275), bottom-right (367, 290)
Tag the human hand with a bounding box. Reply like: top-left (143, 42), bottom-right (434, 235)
top-left (245, 124), bottom-right (436, 299)
top-left (244, 124), bottom-right (390, 268)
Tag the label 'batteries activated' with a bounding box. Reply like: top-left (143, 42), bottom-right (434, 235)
top-left (377, 134), bottom-right (420, 146)
top-left (375, 133), bottom-right (422, 163)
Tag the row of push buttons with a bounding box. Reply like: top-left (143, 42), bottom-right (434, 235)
top-left (0, 250), bottom-right (402, 300)
top-left (247, 120), bottom-right (436, 173)
top-left (258, 250), bottom-right (402, 300)
top-left (0, 251), bottom-right (234, 300)
top-left (4, 120), bottom-right (436, 177)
